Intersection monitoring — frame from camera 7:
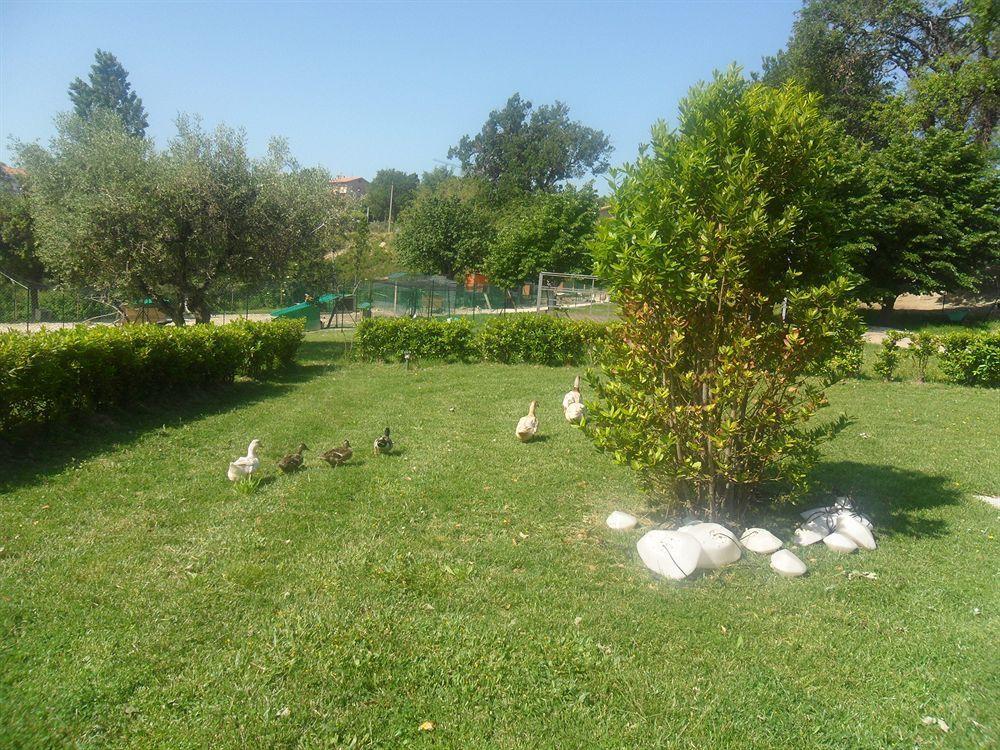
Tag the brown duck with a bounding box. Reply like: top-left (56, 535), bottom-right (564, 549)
top-left (321, 440), bottom-right (353, 467)
top-left (277, 443), bottom-right (308, 474)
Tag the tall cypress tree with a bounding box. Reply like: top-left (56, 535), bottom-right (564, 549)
top-left (68, 49), bottom-right (149, 137)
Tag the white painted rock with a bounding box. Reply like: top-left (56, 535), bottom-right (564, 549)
top-left (740, 527), bottom-right (783, 554)
top-left (823, 531), bottom-right (858, 553)
top-left (770, 549), bottom-right (807, 577)
top-left (836, 510), bottom-right (874, 531)
top-left (799, 506), bottom-right (831, 520)
top-left (678, 523), bottom-right (742, 569)
top-left (636, 530), bottom-right (702, 580)
top-left (606, 511), bottom-right (638, 531)
top-left (794, 527), bottom-right (825, 546)
top-left (836, 515), bottom-right (876, 550)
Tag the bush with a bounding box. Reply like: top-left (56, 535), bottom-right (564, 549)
top-left (909, 332), bottom-right (939, 383)
top-left (587, 70), bottom-right (864, 518)
top-left (353, 317), bottom-right (476, 362)
top-left (873, 330), bottom-right (907, 381)
top-left (353, 315), bottom-right (608, 366)
top-left (0, 319), bottom-right (304, 435)
top-left (939, 330), bottom-right (1000, 388)
top-left (477, 316), bottom-right (606, 365)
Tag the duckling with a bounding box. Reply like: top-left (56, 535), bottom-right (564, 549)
top-left (515, 401), bottom-right (539, 442)
top-left (373, 427), bottom-right (393, 456)
top-left (228, 439), bottom-right (262, 481)
top-left (562, 375), bottom-right (582, 410)
top-left (321, 440), bottom-right (353, 467)
top-left (277, 443), bottom-right (308, 474)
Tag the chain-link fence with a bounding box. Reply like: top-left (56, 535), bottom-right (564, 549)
top-left (1, 271), bottom-right (120, 333)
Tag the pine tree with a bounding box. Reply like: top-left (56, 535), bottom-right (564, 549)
top-left (68, 50), bottom-right (149, 137)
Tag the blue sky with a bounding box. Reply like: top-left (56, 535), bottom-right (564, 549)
top-left (1, 1), bottom-right (797, 186)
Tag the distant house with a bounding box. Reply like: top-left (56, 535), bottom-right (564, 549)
top-left (330, 176), bottom-right (369, 197)
top-left (1, 163), bottom-right (26, 193)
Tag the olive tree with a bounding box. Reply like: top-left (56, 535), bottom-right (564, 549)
top-left (19, 112), bottom-right (340, 325)
top-left (588, 69), bottom-right (864, 518)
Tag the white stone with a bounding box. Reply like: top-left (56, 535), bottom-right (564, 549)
top-left (606, 511), bottom-right (638, 531)
top-left (823, 531), bottom-right (858, 553)
top-left (836, 515), bottom-right (877, 550)
top-left (636, 530), bottom-right (702, 580)
top-left (678, 523), bottom-right (742, 569)
top-left (770, 549), bottom-right (807, 577)
top-left (836, 510), bottom-right (874, 531)
top-left (794, 516), bottom-right (832, 546)
top-left (740, 527), bottom-right (783, 554)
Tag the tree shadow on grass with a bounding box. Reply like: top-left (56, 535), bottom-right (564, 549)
top-left (806, 461), bottom-right (964, 539)
top-left (0, 358), bottom-right (334, 494)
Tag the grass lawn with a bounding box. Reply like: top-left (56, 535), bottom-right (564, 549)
top-left (1, 332), bottom-right (997, 748)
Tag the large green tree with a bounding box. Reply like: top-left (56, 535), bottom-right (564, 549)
top-left (484, 186), bottom-right (599, 288)
top-left (588, 70), bottom-right (864, 517)
top-left (448, 94), bottom-right (613, 197)
top-left (19, 112), bottom-right (340, 325)
top-left (763, 0), bottom-right (998, 146)
top-left (393, 192), bottom-right (491, 278)
top-left (69, 49), bottom-right (149, 138)
top-left (365, 169), bottom-right (420, 222)
top-left (856, 126), bottom-right (1000, 305)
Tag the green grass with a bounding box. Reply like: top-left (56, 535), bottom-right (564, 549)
top-left (859, 307), bottom-right (1000, 337)
top-left (1, 332), bottom-right (997, 749)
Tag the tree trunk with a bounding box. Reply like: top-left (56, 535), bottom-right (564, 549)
top-left (877, 294), bottom-right (898, 323)
top-left (189, 291), bottom-right (212, 324)
top-left (29, 287), bottom-right (39, 322)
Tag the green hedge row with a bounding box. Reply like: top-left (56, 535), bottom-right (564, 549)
top-left (0, 319), bottom-right (304, 435)
top-left (353, 315), bottom-right (609, 366)
top-left (940, 330), bottom-right (1000, 388)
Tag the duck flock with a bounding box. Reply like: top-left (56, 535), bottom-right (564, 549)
top-left (227, 375), bottom-right (586, 480)
top-left (227, 374), bottom-right (873, 583)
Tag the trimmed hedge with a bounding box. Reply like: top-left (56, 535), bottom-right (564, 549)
top-left (353, 315), bottom-right (609, 366)
top-left (939, 330), bottom-right (1000, 388)
top-left (0, 319), bottom-right (304, 434)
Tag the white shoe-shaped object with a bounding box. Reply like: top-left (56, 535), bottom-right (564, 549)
top-left (636, 530), bottom-right (702, 580)
top-left (794, 517), bottom-right (831, 546)
top-left (770, 549), bottom-right (807, 577)
top-left (606, 511), bottom-right (638, 531)
top-left (823, 531), bottom-right (858, 553)
top-left (740, 527), bottom-right (783, 554)
top-left (836, 514), bottom-right (876, 550)
top-left (678, 523), bottom-right (741, 569)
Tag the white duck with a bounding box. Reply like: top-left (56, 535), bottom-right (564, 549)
top-left (562, 375), bottom-right (582, 410)
top-left (563, 376), bottom-right (586, 424)
top-left (228, 439), bottom-right (262, 481)
top-left (515, 401), bottom-right (539, 442)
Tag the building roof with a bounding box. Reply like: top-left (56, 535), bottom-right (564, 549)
top-left (1, 163), bottom-right (27, 178)
top-left (330, 176), bottom-right (367, 184)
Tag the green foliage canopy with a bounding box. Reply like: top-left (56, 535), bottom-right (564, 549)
top-left (365, 168), bottom-right (420, 221)
top-left (393, 192), bottom-right (492, 278)
top-left (18, 113), bottom-right (341, 325)
top-left (588, 69), bottom-right (864, 517)
top-left (448, 93), bottom-right (613, 197)
top-left (68, 49), bottom-right (149, 138)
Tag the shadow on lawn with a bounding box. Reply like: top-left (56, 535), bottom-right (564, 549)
top-left (0, 351), bottom-right (339, 493)
top-left (809, 460), bottom-right (963, 538)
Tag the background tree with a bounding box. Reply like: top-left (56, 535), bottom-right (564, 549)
top-left (588, 70), bottom-right (864, 518)
top-left (855, 125), bottom-right (1000, 306)
top-left (393, 192), bottom-right (491, 278)
top-left (365, 168), bottom-right (420, 222)
top-left (762, 0), bottom-right (998, 146)
top-left (448, 93), bottom-right (613, 198)
top-left (19, 112), bottom-right (339, 325)
top-left (483, 186), bottom-right (599, 288)
top-left (69, 49), bottom-right (149, 137)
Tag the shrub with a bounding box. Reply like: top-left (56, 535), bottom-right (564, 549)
top-left (587, 69), bottom-right (864, 518)
top-left (873, 329), bottom-right (907, 381)
top-left (352, 315), bottom-right (608, 366)
top-left (477, 316), bottom-right (606, 365)
top-left (909, 332), bottom-right (939, 383)
top-left (0, 319), bottom-right (304, 435)
top-left (353, 317), bottom-right (476, 362)
top-left (939, 330), bottom-right (1000, 388)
